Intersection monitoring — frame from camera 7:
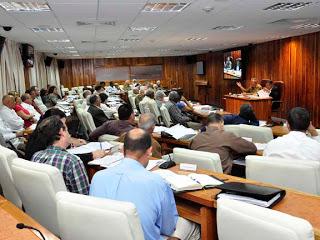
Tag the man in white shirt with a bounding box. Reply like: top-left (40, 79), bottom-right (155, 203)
top-left (0, 116), bottom-right (24, 148)
top-left (21, 93), bottom-right (41, 121)
top-left (0, 95), bottom-right (24, 131)
top-left (264, 107), bottom-right (320, 161)
top-left (29, 86), bottom-right (47, 115)
top-left (139, 89), bottom-right (156, 113)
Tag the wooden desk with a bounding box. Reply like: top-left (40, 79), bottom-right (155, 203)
top-left (0, 196), bottom-right (59, 240)
top-left (224, 95), bottom-right (272, 121)
top-left (168, 166), bottom-right (320, 240)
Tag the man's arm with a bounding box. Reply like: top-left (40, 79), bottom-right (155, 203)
top-left (168, 105), bottom-right (190, 124)
top-left (68, 157), bottom-right (90, 195)
top-left (89, 122), bottom-right (109, 141)
top-left (226, 133), bottom-right (257, 154)
top-left (159, 183), bottom-right (179, 236)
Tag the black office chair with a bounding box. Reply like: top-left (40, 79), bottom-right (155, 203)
top-left (271, 81), bottom-right (284, 112)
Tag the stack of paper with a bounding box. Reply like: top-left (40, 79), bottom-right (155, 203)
top-left (146, 159), bottom-right (165, 171)
top-left (153, 126), bottom-right (170, 134)
top-left (88, 152), bottom-right (124, 168)
top-left (67, 142), bottom-right (114, 155)
top-left (153, 124), bottom-right (197, 140)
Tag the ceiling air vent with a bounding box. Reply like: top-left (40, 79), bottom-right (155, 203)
top-left (264, 2), bottom-right (312, 10)
top-left (142, 3), bottom-right (190, 12)
top-left (77, 20), bottom-right (116, 26)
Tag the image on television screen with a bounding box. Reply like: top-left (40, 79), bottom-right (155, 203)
top-left (224, 50), bottom-right (242, 80)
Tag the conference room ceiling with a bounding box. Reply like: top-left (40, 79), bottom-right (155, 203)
top-left (0, 0), bottom-right (319, 59)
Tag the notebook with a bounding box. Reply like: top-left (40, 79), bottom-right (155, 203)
top-left (216, 182), bottom-right (286, 208)
top-left (153, 169), bottom-right (223, 192)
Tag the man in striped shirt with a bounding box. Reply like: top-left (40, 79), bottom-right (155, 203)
top-left (31, 116), bottom-right (89, 195)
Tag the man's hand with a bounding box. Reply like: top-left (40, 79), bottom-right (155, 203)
top-left (236, 81), bottom-right (242, 88)
top-left (308, 122), bottom-right (318, 136)
top-left (71, 138), bottom-right (87, 147)
top-left (92, 150), bottom-right (110, 159)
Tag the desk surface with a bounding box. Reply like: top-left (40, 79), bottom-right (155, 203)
top-left (224, 94), bottom-right (272, 101)
top-left (168, 165), bottom-right (320, 240)
top-left (0, 196), bottom-right (59, 240)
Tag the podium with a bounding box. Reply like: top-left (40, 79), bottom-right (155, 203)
top-left (194, 80), bottom-right (208, 104)
top-left (224, 95), bottom-right (272, 121)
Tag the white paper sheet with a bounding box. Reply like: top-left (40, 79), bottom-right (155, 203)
top-left (146, 159), bottom-right (165, 171)
top-left (88, 152), bottom-right (124, 168)
top-left (67, 142), bottom-right (114, 155)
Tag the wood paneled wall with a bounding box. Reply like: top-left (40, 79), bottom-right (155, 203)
top-left (58, 31), bottom-right (320, 126)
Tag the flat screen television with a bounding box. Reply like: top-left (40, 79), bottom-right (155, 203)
top-left (196, 61), bottom-right (205, 75)
top-left (224, 49), bottom-right (242, 80)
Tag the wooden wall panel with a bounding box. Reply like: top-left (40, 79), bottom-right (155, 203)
top-left (58, 31), bottom-right (320, 126)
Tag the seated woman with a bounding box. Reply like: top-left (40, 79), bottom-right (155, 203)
top-left (14, 96), bottom-right (37, 128)
top-left (25, 108), bottom-right (107, 164)
top-left (223, 104), bottom-right (259, 126)
top-left (45, 86), bottom-right (61, 107)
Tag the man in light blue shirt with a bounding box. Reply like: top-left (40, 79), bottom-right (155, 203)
top-left (90, 129), bottom-right (199, 240)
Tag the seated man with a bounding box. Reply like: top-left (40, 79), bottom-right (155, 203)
top-left (29, 86), bottom-right (47, 115)
top-left (155, 90), bottom-right (166, 109)
top-left (257, 80), bottom-right (281, 110)
top-left (118, 113), bottom-right (162, 158)
top-left (264, 107), bottom-right (320, 161)
top-left (87, 95), bottom-right (109, 127)
top-left (31, 116), bottom-right (90, 195)
top-left (99, 93), bottom-right (117, 119)
top-left (0, 95), bottom-right (24, 131)
top-left (223, 104), bottom-right (259, 126)
top-left (90, 128), bottom-right (199, 240)
top-left (236, 77), bottom-right (262, 95)
top-left (165, 91), bottom-right (201, 130)
top-left (106, 81), bottom-right (119, 94)
top-left (0, 116), bottom-right (24, 149)
top-left (191, 113), bottom-right (257, 174)
top-left (135, 89), bottom-right (145, 113)
top-left (21, 93), bottom-right (41, 121)
top-left (139, 89), bottom-right (156, 112)
top-left (89, 104), bottom-right (135, 141)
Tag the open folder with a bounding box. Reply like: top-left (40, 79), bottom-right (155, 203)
top-left (216, 182), bottom-right (286, 208)
top-left (153, 169), bottom-right (223, 192)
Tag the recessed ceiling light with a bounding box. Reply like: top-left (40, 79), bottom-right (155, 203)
top-left (264, 2), bottom-right (312, 11)
top-left (212, 26), bottom-right (243, 31)
top-left (119, 38), bottom-right (140, 42)
top-left (291, 23), bottom-right (320, 29)
top-left (0, 2), bottom-right (50, 12)
top-left (72, 54), bottom-right (80, 57)
top-left (142, 3), bottom-right (190, 12)
top-left (64, 46), bottom-right (75, 49)
top-left (185, 37), bottom-right (207, 41)
top-left (69, 50), bottom-right (78, 53)
top-left (129, 26), bottom-right (157, 31)
top-left (31, 27), bottom-right (63, 33)
top-left (47, 39), bottom-right (70, 43)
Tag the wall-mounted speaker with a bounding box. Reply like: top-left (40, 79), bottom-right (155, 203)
top-left (44, 56), bottom-right (53, 67)
top-left (57, 60), bottom-right (65, 69)
top-left (0, 36), bottom-right (5, 55)
top-left (186, 55), bottom-right (197, 64)
top-left (196, 61), bottom-right (205, 75)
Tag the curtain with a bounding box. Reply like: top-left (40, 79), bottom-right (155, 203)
top-left (46, 59), bottom-right (62, 96)
top-left (0, 39), bottom-right (25, 99)
top-left (28, 51), bottom-right (47, 89)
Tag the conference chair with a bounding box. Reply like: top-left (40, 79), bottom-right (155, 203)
top-left (81, 110), bottom-right (96, 134)
top-left (160, 105), bottom-right (173, 127)
top-left (56, 191), bottom-right (145, 240)
top-left (0, 146), bottom-right (22, 208)
top-left (271, 81), bottom-right (284, 112)
top-left (98, 134), bottom-right (119, 142)
top-left (224, 124), bottom-right (273, 143)
top-left (217, 198), bottom-right (314, 240)
top-left (148, 101), bottom-right (162, 124)
top-left (246, 156), bottom-right (320, 195)
top-left (173, 148), bottom-right (223, 173)
top-left (128, 95), bottom-right (136, 110)
top-left (75, 108), bottom-right (88, 134)
top-left (11, 158), bottom-right (67, 236)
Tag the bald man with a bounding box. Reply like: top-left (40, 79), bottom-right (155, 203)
top-left (118, 113), bottom-right (162, 158)
top-left (0, 95), bottom-right (24, 131)
top-left (91, 128), bottom-right (200, 240)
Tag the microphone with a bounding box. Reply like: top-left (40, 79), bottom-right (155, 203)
top-left (16, 223), bottom-right (46, 240)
